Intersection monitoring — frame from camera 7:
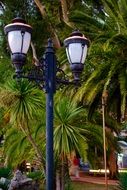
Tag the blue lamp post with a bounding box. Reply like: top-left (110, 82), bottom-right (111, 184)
top-left (4, 18), bottom-right (89, 190)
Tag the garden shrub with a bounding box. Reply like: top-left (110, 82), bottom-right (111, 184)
top-left (118, 172), bottom-right (127, 190)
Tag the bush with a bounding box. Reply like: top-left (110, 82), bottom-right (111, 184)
top-left (0, 167), bottom-right (12, 190)
top-left (27, 171), bottom-right (44, 180)
top-left (118, 173), bottom-right (127, 190)
top-left (0, 167), bottom-right (12, 178)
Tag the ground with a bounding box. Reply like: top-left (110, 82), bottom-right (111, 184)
top-left (72, 182), bottom-right (116, 190)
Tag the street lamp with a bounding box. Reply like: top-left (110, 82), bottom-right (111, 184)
top-left (4, 18), bottom-right (32, 75)
top-left (64, 30), bottom-right (89, 81)
top-left (4, 18), bottom-right (89, 190)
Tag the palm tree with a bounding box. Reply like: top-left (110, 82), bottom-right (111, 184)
top-left (0, 79), bottom-right (46, 170)
top-left (54, 97), bottom-right (88, 189)
top-left (67, 0), bottom-right (127, 179)
top-left (54, 97), bottom-right (105, 189)
top-left (71, 0), bottom-right (127, 113)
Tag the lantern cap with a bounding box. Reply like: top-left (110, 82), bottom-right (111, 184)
top-left (4, 17), bottom-right (32, 35)
top-left (70, 29), bottom-right (83, 37)
top-left (64, 29), bottom-right (89, 47)
top-left (12, 17), bottom-right (26, 24)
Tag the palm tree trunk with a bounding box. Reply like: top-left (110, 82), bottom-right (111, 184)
top-left (56, 172), bottom-right (61, 190)
top-left (103, 91), bottom-right (118, 180)
top-left (108, 148), bottom-right (118, 179)
top-left (106, 128), bottom-right (118, 180)
top-left (61, 156), bottom-right (65, 190)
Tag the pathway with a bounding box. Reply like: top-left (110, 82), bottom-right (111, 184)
top-left (71, 171), bottom-right (118, 186)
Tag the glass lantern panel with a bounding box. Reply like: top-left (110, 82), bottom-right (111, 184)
top-left (22, 32), bottom-right (31, 54)
top-left (81, 45), bottom-right (88, 63)
top-left (8, 31), bottom-right (31, 54)
top-left (66, 48), bottom-right (71, 63)
top-left (68, 43), bottom-right (83, 64)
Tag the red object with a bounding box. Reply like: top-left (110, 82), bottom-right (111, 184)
top-left (73, 157), bottom-right (79, 166)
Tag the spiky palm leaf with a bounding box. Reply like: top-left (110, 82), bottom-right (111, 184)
top-left (54, 98), bottom-right (88, 158)
top-left (0, 79), bottom-right (46, 167)
top-left (4, 127), bottom-right (31, 167)
top-left (0, 79), bottom-right (44, 125)
top-left (70, 0), bottom-right (127, 121)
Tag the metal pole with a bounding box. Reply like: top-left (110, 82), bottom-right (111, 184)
top-left (46, 92), bottom-right (54, 190)
top-left (45, 39), bottom-right (56, 190)
top-left (102, 96), bottom-right (108, 190)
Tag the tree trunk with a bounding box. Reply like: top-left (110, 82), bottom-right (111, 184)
top-left (106, 128), bottom-right (118, 180)
top-left (61, 156), bottom-right (65, 190)
top-left (34, 0), bottom-right (61, 49)
top-left (103, 91), bottom-right (118, 180)
top-left (56, 172), bottom-right (61, 190)
top-left (108, 148), bottom-right (118, 179)
top-left (56, 156), bottom-right (69, 190)
top-left (31, 42), bottom-right (39, 66)
top-left (60, 0), bottom-right (74, 28)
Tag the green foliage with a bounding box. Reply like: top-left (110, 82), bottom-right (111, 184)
top-left (0, 0), bottom-right (126, 182)
top-left (0, 79), bottom-right (44, 124)
top-left (0, 167), bottom-right (12, 178)
top-left (4, 127), bottom-right (32, 167)
top-left (54, 97), bottom-right (88, 157)
top-left (0, 79), bottom-right (45, 167)
top-left (118, 173), bottom-right (127, 190)
top-left (71, 0), bottom-right (127, 122)
top-left (65, 182), bottom-right (73, 190)
top-left (27, 171), bottom-right (44, 180)
top-left (0, 181), bottom-right (10, 190)
top-left (0, 167), bottom-right (11, 190)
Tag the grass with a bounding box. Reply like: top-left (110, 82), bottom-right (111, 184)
top-left (71, 182), bottom-right (117, 190)
top-left (39, 179), bottom-right (118, 190)
top-left (40, 182), bottom-right (117, 190)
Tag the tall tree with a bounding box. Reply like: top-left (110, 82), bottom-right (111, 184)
top-left (69, 0), bottom-right (127, 179)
